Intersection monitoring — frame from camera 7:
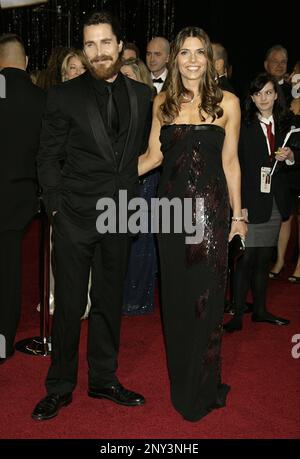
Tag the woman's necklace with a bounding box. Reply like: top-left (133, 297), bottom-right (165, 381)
top-left (182, 93), bottom-right (200, 103)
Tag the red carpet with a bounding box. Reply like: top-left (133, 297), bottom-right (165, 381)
top-left (0, 219), bottom-right (299, 439)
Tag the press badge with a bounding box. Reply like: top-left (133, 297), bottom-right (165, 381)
top-left (260, 167), bottom-right (272, 193)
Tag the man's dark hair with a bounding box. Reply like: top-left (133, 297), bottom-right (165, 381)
top-left (83, 11), bottom-right (122, 43)
top-left (123, 42), bottom-right (140, 58)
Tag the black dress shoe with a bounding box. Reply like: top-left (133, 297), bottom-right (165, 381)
top-left (269, 271), bottom-right (280, 279)
top-left (244, 302), bottom-right (253, 313)
top-left (223, 316), bottom-right (243, 333)
top-left (288, 275), bottom-right (300, 284)
top-left (252, 312), bottom-right (290, 326)
top-left (224, 300), bottom-right (235, 315)
top-left (88, 383), bottom-right (145, 406)
top-left (269, 267), bottom-right (284, 279)
top-left (31, 393), bottom-right (72, 421)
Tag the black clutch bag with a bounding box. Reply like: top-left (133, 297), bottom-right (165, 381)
top-left (228, 234), bottom-right (245, 261)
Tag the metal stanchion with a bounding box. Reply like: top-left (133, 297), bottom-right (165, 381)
top-left (16, 202), bottom-right (51, 356)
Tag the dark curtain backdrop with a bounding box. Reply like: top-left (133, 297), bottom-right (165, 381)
top-left (0, 0), bottom-right (176, 70)
top-left (0, 0), bottom-right (298, 97)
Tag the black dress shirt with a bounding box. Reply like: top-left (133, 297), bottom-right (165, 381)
top-left (92, 72), bottom-right (130, 166)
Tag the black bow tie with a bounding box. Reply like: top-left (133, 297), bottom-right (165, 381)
top-left (152, 77), bottom-right (163, 84)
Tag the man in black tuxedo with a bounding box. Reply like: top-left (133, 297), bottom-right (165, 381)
top-left (0, 34), bottom-right (45, 364)
top-left (212, 42), bottom-right (236, 95)
top-left (32, 11), bottom-right (152, 421)
top-left (146, 37), bottom-right (169, 94)
top-left (264, 45), bottom-right (292, 105)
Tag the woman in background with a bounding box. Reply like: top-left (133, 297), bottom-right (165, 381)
top-left (121, 57), bottom-right (154, 90)
top-left (121, 58), bottom-right (159, 315)
top-left (36, 46), bottom-right (69, 90)
top-left (61, 49), bottom-right (87, 82)
top-left (224, 73), bottom-right (296, 333)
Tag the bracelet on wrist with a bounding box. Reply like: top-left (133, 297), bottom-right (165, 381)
top-left (231, 216), bottom-right (244, 222)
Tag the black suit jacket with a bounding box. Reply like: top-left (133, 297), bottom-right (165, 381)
top-left (239, 119), bottom-right (300, 223)
top-left (279, 81), bottom-right (292, 106)
top-left (37, 71), bottom-right (152, 225)
top-left (0, 68), bottom-right (46, 232)
top-left (218, 75), bottom-right (236, 94)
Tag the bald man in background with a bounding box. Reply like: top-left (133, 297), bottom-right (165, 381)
top-left (0, 34), bottom-right (45, 364)
top-left (146, 36), bottom-right (170, 93)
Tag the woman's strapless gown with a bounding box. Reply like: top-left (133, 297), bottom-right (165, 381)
top-left (158, 124), bottom-right (230, 421)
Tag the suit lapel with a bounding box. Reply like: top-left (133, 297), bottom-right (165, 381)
top-left (84, 73), bottom-right (116, 168)
top-left (254, 120), bottom-right (272, 161)
top-left (118, 76), bottom-right (138, 172)
top-left (254, 119), bottom-right (283, 174)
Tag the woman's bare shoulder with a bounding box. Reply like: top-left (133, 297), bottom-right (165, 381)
top-left (220, 90), bottom-right (241, 128)
top-left (221, 90), bottom-right (240, 108)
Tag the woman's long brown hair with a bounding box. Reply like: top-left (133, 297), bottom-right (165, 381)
top-left (161, 26), bottom-right (223, 124)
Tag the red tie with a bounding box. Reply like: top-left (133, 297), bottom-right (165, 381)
top-left (263, 122), bottom-right (275, 157)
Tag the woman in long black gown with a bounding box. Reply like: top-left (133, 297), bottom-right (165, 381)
top-left (138, 27), bottom-right (247, 421)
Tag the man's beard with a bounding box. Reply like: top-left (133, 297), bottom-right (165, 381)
top-left (88, 54), bottom-right (122, 80)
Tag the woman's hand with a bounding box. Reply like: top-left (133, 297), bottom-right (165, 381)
top-left (275, 147), bottom-right (294, 162)
top-left (241, 208), bottom-right (249, 223)
top-left (228, 220), bottom-right (247, 242)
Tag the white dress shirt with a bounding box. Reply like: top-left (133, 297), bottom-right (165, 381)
top-left (151, 68), bottom-right (168, 94)
top-left (258, 114), bottom-right (294, 165)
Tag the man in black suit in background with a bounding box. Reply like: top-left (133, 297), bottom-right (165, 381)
top-left (32, 11), bottom-right (152, 421)
top-left (0, 34), bottom-right (45, 365)
top-left (264, 45), bottom-right (292, 105)
top-left (212, 42), bottom-right (236, 94)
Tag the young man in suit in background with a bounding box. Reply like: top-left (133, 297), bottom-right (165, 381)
top-left (212, 42), bottom-right (236, 94)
